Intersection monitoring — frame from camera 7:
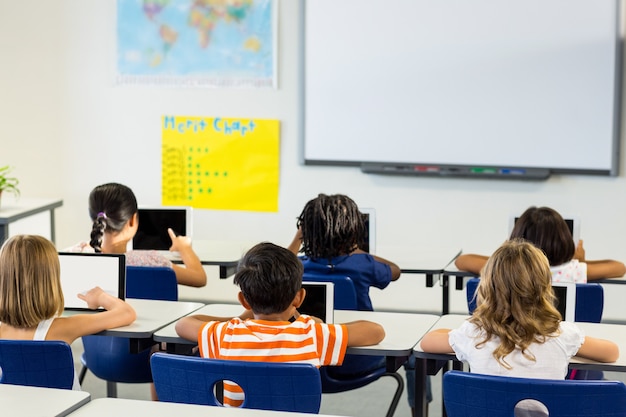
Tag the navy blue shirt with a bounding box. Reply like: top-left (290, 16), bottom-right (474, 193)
top-left (300, 253), bottom-right (392, 311)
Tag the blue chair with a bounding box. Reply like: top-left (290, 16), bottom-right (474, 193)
top-left (79, 265), bottom-right (178, 397)
top-left (0, 340), bottom-right (75, 390)
top-left (302, 272), bottom-right (404, 417)
top-left (125, 266), bottom-right (178, 301)
top-left (443, 370), bottom-right (626, 417)
top-left (465, 278), bottom-right (604, 323)
top-left (150, 353), bottom-right (322, 413)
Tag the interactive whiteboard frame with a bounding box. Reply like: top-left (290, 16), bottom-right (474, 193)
top-left (300, 0), bottom-right (622, 179)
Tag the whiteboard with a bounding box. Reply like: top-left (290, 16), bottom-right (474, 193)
top-left (302, 0), bottom-right (622, 178)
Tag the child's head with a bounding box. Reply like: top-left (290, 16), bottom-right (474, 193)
top-left (0, 235), bottom-right (64, 328)
top-left (88, 183), bottom-right (138, 252)
top-left (473, 239), bottom-right (561, 367)
top-left (297, 193), bottom-right (365, 259)
top-left (509, 206), bottom-right (575, 266)
top-left (234, 242), bottom-right (304, 315)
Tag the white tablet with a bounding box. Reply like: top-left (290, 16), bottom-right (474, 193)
top-left (58, 252), bottom-right (126, 311)
top-left (300, 281), bottom-right (335, 323)
top-left (508, 213), bottom-right (580, 245)
top-left (360, 207), bottom-right (377, 255)
top-left (552, 282), bottom-right (577, 322)
top-left (132, 206), bottom-right (193, 251)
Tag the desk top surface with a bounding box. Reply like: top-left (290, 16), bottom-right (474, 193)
top-left (413, 314), bottom-right (626, 372)
top-left (166, 240), bottom-right (256, 265)
top-left (64, 299), bottom-right (205, 338)
top-left (154, 304), bottom-right (440, 356)
top-left (0, 197), bottom-right (63, 221)
top-left (67, 398), bottom-right (346, 417)
top-left (378, 245), bottom-right (461, 273)
top-left (0, 384), bottom-right (90, 417)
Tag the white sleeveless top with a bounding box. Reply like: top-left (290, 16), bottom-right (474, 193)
top-left (33, 318), bottom-right (81, 391)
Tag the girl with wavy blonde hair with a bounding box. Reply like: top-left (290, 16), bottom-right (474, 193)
top-left (420, 239), bottom-right (618, 378)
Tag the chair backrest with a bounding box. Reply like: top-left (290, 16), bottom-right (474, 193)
top-left (443, 370), bottom-right (626, 417)
top-left (125, 266), bottom-right (178, 301)
top-left (150, 353), bottom-right (322, 413)
top-left (0, 340), bottom-right (75, 390)
top-left (466, 278), bottom-right (604, 323)
top-left (302, 272), bottom-right (358, 310)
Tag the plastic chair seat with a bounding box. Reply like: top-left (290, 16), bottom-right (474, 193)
top-left (0, 340), bottom-right (75, 390)
top-left (443, 370), bottom-right (626, 417)
top-left (151, 353), bottom-right (322, 413)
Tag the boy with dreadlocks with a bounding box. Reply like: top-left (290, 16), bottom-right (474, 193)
top-left (287, 194), bottom-right (402, 376)
top-left (288, 194), bottom-right (430, 413)
top-left (288, 193), bottom-right (401, 311)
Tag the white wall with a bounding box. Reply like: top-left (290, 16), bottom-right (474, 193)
top-left (1, 1), bottom-right (626, 320)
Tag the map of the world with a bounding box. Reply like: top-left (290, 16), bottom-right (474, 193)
top-left (116, 0), bottom-right (275, 87)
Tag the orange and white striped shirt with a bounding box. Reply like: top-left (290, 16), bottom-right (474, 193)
top-left (197, 315), bottom-right (348, 407)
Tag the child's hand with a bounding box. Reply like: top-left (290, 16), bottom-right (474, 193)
top-left (77, 287), bottom-right (106, 310)
top-left (168, 228), bottom-right (192, 252)
top-left (574, 239), bottom-right (586, 261)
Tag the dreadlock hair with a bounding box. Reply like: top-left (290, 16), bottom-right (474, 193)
top-left (88, 183), bottom-right (138, 252)
top-left (297, 193), bottom-right (365, 260)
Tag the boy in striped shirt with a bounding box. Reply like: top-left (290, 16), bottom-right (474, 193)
top-left (175, 242), bottom-right (385, 407)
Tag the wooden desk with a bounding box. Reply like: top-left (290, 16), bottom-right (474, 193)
top-left (0, 384), bottom-right (90, 417)
top-left (154, 304), bottom-right (440, 372)
top-left (67, 397), bottom-right (346, 417)
top-left (0, 197), bottom-right (63, 245)
top-left (65, 299), bottom-right (204, 352)
top-left (168, 240), bottom-right (255, 278)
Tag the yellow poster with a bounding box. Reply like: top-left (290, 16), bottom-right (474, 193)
top-left (162, 116), bottom-right (280, 212)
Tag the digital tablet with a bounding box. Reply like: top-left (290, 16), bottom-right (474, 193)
top-left (508, 213), bottom-right (580, 244)
top-left (552, 282), bottom-right (577, 322)
top-left (360, 207), bottom-right (377, 254)
top-left (58, 252), bottom-right (126, 311)
top-left (299, 281), bottom-right (335, 323)
top-left (132, 206), bottom-right (193, 251)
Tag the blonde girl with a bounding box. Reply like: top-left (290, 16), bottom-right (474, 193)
top-left (421, 239), bottom-right (618, 377)
top-left (0, 235), bottom-right (136, 389)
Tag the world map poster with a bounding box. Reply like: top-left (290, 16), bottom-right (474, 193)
top-left (116, 0), bottom-right (276, 88)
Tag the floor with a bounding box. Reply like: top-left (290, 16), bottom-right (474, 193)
top-left (73, 339), bottom-right (626, 417)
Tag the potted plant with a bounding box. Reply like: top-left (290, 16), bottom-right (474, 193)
top-left (0, 165), bottom-right (20, 207)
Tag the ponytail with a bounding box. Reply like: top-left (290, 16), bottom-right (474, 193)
top-left (89, 213), bottom-right (107, 252)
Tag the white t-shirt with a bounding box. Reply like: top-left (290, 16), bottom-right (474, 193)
top-left (449, 320), bottom-right (584, 379)
top-left (551, 259), bottom-right (587, 283)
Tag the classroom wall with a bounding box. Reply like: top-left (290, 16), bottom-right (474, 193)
top-left (1, 0), bottom-right (626, 320)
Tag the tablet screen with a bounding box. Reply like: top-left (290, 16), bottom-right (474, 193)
top-left (58, 252), bottom-right (126, 310)
top-left (300, 281), bottom-right (334, 323)
top-left (133, 207), bottom-right (192, 250)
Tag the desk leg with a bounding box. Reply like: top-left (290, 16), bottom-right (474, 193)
top-left (0, 224), bottom-right (7, 246)
top-left (49, 208), bottom-right (57, 245)
top-left (415, 357), bottom-right (429, 417)
top-left (219, 265), bottom-right (237, 279)
top-left (442, 274), bottom-right (449, 315)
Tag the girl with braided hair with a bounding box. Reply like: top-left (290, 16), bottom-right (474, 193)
top-left (69, 182), bottom-right (206, 287)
